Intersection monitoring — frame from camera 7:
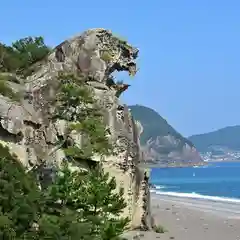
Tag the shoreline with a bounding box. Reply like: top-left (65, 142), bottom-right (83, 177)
top-left (122, 193), bottom-right (240, 239)
top-left (142, 160), bottom-right (240, 169)
top-left (150, 189), bottom-right (240, 204)
top-left (205, 159), bottom-right (240, 163)
top-left (141, 162), bottom-right (208, 169)
top-left (150, 193), bottom-right (240, 240)
top-left (124, 162), bottom-right (240, 240)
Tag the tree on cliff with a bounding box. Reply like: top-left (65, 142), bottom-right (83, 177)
top-left (0, 69), bottom-right (129, 239)
top-left (0, 144), bottom-right (42, 239)
top-left (0, 145), bottom-right (129, 239)
top-left (55, 72), bottom-right (113, 160)
top-left (0, 36), bottom-right (50, 73)
top-left (37, 72), bottom-right (129, 239)
top-left (38, 162), bottom-right (129, 239)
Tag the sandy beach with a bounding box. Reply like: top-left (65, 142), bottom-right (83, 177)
top-left (123, 193), bottom-right (240, 240)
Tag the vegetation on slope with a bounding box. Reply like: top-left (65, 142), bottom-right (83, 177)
top-left (0, 76), bottom-right (21, 101)
top-left (0, 145), bottom-right (128, 239)
top-left (0, 36), bottom-right (50, 102)
top-left (0, 145), bottom-right (41, 239)
top-left (0, 37), bottom-right (129, 239)
top-left (129, 105), bottom-right (193, 151)
top-left (189, 125), bottom-right (240, 152)
top-left (0, 36), bottom-right (50, 75)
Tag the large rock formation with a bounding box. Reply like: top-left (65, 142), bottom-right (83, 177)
top-left (141, 137), bottom-right (202, 165)
top-left (129, 105), bottom-right (203, 166)
top-left (0, 29), bottom-right (151, 230)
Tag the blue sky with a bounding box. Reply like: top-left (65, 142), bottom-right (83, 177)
top-left (1, 0), bottom-right (240, 136)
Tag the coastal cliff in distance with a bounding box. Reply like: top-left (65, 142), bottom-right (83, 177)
top-left (129, 105), bottom-right (203, 166)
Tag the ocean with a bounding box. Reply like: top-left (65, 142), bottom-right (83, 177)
top-left (150, 161), bottom-right (240, 203)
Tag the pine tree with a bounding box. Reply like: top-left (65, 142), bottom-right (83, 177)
top-left (0, 69), bottom-right (130, 239)
top-left (0, 36), bottom-right (50, 73)
top-left (47, 72), bottom-right (129, 239)
top-left (78, 166), bottom-right (130, 240)
top-left (0, 144), bottom-right (42, 239)
top-left (54, 72), bottom-right (113, 161)
top-left (36, 162), bottom-right (92, 239)
top-left (40, 162), bottom-right (129, 239)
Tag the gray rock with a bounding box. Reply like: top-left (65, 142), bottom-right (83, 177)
top-left (0, 28), bottom-right (151, 230)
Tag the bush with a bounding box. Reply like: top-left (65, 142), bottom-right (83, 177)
top-left (153, 224), bottom-right (168, 233)
top-left (39, 162), bottom-right (129, 239)
top-left (0, 78), bottom-right (21, 101)
top-left (55, 72), bottom-right (113, 161)
top-left (0, 144), bottom-right (129, 239)
top-left (0, 144), bottom-right (42, 239)
top-left (0, 35), bottom-right (129, 238)
top-left (0, 36), bottom-right (50, 74)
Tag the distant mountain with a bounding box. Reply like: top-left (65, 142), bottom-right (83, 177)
top-left (129, 105), bottom-right (202, 165)
top-left (189, 125), bottom-right (240, 153)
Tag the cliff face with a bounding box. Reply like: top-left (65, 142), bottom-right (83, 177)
top-left (0, 29), bottom-right (151, 229)
top-left (129, 105), bottom-right (203, 165)
top-left (142, 137), bottom-right (202, 165)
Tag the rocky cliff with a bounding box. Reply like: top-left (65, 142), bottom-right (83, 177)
top-left (129, 105), bottom-right (203, 165)
top-left (0, 29), bottom-right (151, 230)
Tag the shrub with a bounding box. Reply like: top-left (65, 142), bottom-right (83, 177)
top-left (153, 224), bottom-right (168, 233)
top-left (0, 144), bottom-right (42, 239)
top-left (39, 162), bottom-right (129, 239)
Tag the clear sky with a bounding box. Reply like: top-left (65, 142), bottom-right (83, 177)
top-left (1, 0), bottom-right (240, 136)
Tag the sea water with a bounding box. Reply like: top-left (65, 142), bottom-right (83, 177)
top-left (150, 161), bottom-right (240, 203)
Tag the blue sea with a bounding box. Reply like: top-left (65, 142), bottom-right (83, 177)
top-left (150, 161), bottom-right (240, 203)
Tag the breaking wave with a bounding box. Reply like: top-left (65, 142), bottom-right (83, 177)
top-left (151, 190), bottom-right (240, 204)
top-left (155, 185), bottom-right (166, 190)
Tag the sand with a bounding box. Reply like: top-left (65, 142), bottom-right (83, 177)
top-left (122, 194), bottom-right (240, 240)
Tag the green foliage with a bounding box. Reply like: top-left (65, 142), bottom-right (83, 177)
top-left (0, 47), bottom-right (127, 238)
top-left (153, 224), bottom-right (168, 233)
top-left (40, 162), bottom-right (129, 239)
top-left (100, 50), bottom-right (113, 62)
top-left (0, 44), bottom-right (19, 72)
top-left (69, 118), bottom-right (112, 155)
top-left (0, 144), bottom-right (42, 239)
top-left (55, 73), bottom-right (94, 121)
top-left (37, 212), bottom-right (93, 240)
top-left (112, 34), bottom-right (127, 44)
top-left (49, 72), bottom-right (125, 238)
top-left (55, 73), bottom-right (112, 160)
top-left (0, 145), bottom-right (128, 239)
top-left (0, 77), bottom-right (21, 101)
top-left (0, 73), bottom-right (20, 84)
top-left (0, 36), bottom-right (50, 74)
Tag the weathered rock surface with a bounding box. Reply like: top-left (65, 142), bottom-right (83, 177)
top-left (142, 136), bottom-right (202, 165)
top-left (129, 105), bottom-right (203, 166)
top-left (0, 29), bottom-right (151, 230)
